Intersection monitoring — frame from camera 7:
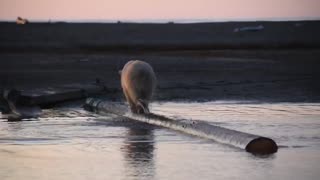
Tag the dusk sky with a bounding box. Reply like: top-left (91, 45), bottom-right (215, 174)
top-left (1, 0), bottom-right (320, 22)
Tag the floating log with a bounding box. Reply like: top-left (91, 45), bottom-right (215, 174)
top-left (85, 98), bottom-right (278, 154)
top-left (1, 84), bottom-right (107, 120)
top-left (11, 84), bottom-right (106, 107)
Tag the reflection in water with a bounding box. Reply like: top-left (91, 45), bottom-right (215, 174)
top-left (1, 102), bottom-right (320, 180)
top-left (122, 124), bottom-right (155, 180)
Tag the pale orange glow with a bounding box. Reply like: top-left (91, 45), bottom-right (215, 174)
top-left (0, 0), bottom-right (320, 22)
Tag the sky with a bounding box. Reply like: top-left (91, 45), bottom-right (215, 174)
top-left (1, 0), bottom-right (320, 22)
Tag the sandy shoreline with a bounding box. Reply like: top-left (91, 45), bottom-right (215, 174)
top-left (1, 21), bottom-right (320, 102)
top-left (1, 49), bottom-right (319, 102)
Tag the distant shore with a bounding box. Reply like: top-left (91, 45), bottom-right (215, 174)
top-left (1, 20), bottom-right (320, 52)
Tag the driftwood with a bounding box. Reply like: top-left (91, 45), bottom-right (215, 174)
top-left (16, 17), bottom-right (29, 25)
top-left (1, 83), bottom-right (108, 120)
top-left (85, 98), bottom-right (278, 155)
top-left (234, 25), bottom-right (264, 32)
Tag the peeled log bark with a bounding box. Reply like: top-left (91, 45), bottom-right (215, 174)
top-left (85, 98), bottom-right (278, 155)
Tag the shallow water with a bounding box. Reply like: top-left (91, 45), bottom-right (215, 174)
top-left (0, 101), bottom-right (320, 180)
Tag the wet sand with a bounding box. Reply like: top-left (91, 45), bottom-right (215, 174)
top-left (1, 49), bottom-right (320, 102)
top-left (1, 21), bottom-right (320, 102)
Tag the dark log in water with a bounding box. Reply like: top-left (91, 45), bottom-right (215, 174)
top-left (1, 84), bottom-right (106, 108)
top-left (0, 84), bottom-right (107, 120)
top-left (85, 98), bottom-right (278, 154)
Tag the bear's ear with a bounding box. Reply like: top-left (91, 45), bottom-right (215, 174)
top-left (118, 70), bottom-right (122, 75)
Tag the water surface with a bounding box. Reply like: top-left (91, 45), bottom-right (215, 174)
top-left (1, 101), bottom-right (319, 180)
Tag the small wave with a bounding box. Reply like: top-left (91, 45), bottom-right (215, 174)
top-left (277, 145), bottom-right (309, 149)
top-left (0, 137), bottom-right (63, 145)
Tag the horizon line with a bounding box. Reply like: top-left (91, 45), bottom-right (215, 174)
top-left (1, 16), bottom-right (320, 23)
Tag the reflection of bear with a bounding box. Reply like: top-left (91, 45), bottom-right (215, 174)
top-left (120, 60), bottom-right (156, 114)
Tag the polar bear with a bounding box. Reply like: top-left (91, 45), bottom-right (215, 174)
top-left (120, 60), bottom-right (156, 114)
